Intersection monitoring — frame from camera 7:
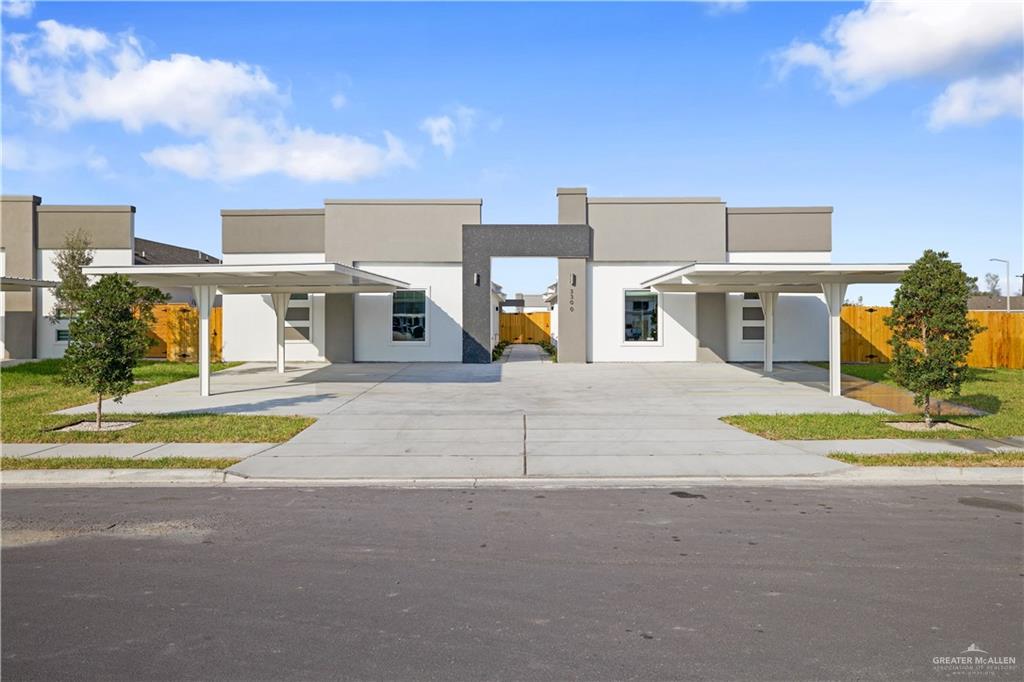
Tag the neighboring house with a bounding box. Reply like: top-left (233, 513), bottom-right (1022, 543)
top-left (968, 295), bottom-right (1023, 311)
top-left (134, 237), bottom-right (221, 303)
top-left (0, 195), bottom-right (217, 359)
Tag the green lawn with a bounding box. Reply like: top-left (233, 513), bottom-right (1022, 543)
top-left (723, 365), bottom-right (1024, 440)
top-left (1, 456), bottom-right (241, 470)
top-left (829, 452), bottom-right (1024, 467)
top-left (0, 359), bottom-right (315, 443)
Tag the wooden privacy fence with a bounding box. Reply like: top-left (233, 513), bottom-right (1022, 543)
top-left (146, 303), bottom-right (222, 362)
top-left (841, 305), bottom-right (1024, 369)
top-left (500, 312), bottom-right (551, 344)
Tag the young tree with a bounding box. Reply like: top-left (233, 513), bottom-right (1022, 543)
top-left (61, 275), bottom-right (167, 428)
top-left (50, 229), bottom-right (95, 321)
top-left (885, 250), bottom-right (983, 427)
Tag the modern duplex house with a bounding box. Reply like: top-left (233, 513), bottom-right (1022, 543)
top-left (79, 186), bottom-right (906, 398)
top-left (0, 195), bottom-right (218, 360)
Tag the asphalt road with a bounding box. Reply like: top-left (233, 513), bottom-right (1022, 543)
top-left (3, 485), bottom-right (1022, 681)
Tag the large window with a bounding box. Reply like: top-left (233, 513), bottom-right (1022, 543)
top-left (624, 290), bottom-right (658, 343)
top-left (393, 290), bottom-right (427, 342)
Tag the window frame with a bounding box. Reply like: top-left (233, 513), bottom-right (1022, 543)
top-left (740, 292), bottom-right (765, 344)
top-left (389, 287), bottom-right (430, 346)
top-left (621, 288), bottom-right (663, 347)
top-left (55, 328), bottom-right (71, 343)
top-left (284, 293), bottom-right (313, 344)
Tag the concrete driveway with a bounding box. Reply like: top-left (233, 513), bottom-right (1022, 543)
top-left (62, 354), bottom-right (884, 479)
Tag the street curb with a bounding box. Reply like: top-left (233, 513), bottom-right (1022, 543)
top-left (2, 467), bottom-right (1021, 488)
top-left (1, 469), bottom-right (227, 487)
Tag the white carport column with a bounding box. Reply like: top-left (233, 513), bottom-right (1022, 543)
top-left (759, 292), bottom-right (778, 373)
top-left (271, 293), bottom-right (290, 374)
top-left (192, 285), bottom-right (216, 397)
top-left (821, 282), bottom-right (847, 397)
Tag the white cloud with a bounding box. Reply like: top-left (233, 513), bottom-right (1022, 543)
top-left (144, 125), bottom-right (411, 182)
top-left (420, 115), bottom-right (456, 157)
top-left (705, 1), bottom-right (747, 16)
top-left (774, 1), bottom-right (1023, 129)
top-left (37, 18), bottom-right (111, 57)
top-left (4, 20), bottom-right (413, 182)
top-left (928, 70), bottom-right (1024, 130)
top-left (1, 1), bottom-right (34, 18)
top-left (330, 92), bottom-right (347, 110)
top-left (776, 2), bottom-right (1022, 100)
top-left (420, 105), bottom-right (491, 157)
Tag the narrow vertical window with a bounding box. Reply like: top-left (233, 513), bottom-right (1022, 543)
top-left (393, 290), bottom-right (427, 342)
top-left (624, 290), bottom-right (658, 342)
top-left (284, 293), bottom-right (312, 341)
top-left (741, 292), bottom-right (765, 342)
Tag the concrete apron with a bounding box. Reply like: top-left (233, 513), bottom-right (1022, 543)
top-left (59, 360), bottom-right (883, 480)
top-left (221, 362), bottom-right (872, 480)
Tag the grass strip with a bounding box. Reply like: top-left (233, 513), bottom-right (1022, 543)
top-left (723, 366), bottom-right (1023, 441)
top-left (829, 452), bottom-right (1024, 467)
top-left (1, 456), bottom-right (242, 470)
top-left (1, 359), bottom-right (315, 443)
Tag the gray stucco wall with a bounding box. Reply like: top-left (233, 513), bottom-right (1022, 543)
top-left (556, 258), bottom-right (587, 363)
top-left (462, 225), bottom-right (592, 363)
top-left (1, 196), bottom-right (40, 358)
top-left (557, 188), bottom-right (588, 225)
top-left (221, 210), bottom-right (325, 254)
top-left (587, 198), bottom-right (727, 262)
top-left (696, 292), bottom-right (727, 362)
top-left (325, 200), bottom-right (481, 264)
top-left (324, 293), bottom-right (354, 362)
top-left (726, 207), bottom-right (832, 252)
top-left (37, 205), bottom-right (134, 250)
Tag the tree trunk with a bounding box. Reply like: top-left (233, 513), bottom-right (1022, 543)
top-left (923, 393), bottom-right (932, 428)
top-left (96, 393), bottom-right (103, 429)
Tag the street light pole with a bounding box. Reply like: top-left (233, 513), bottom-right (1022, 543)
top-left (989, 258), bottom-right (1010, 312)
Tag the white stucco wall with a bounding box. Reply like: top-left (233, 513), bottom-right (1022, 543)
top-left (727, 251), bottom-right (831, 263)
top-left (353, 263), bottom-right (462, 362)
top-left (36, 248), bottom-right (133, 359)
top-left (725, 292), bottom-right (828, 362)
top-left (588, 263), bottom-right (698, 362)
top-left (550, 303), bottom-right (559, 344)
top-left (490, 289), bottom-right (501, 350)
top-left (221, 252), bottom-right (327, 362)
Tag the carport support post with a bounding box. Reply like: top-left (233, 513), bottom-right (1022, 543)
top-left (759, 292), bottom-right (778, 373)
top-left (821, 282), bottom-right (847, 397)
top-left (271, 293), bottom-right (289, 373)
top-left (192, 285), bottom-right (216, 397)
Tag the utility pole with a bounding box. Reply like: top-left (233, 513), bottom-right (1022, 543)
top-left (989, 258), bottom-right (1010, 312)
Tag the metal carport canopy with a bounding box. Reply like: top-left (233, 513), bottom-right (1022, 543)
top-left (83, 262), bottom-right (409, 396)
top-left (641, 262), bottom-right (911, 397)
top-left (1, 276), bottom-right (60, 292)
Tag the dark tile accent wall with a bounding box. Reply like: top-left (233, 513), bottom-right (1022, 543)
top-left (462, 225), bottom-right (592, 363)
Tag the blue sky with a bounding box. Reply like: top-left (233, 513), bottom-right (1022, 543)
top-left (2, 1), bottom-right (1021, 302)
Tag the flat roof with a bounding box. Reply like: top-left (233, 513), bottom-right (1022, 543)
top-left (643, 262), bottom-right (910, 293)
top-left (324, 198), bottom-right (482, 205)
top-left (83, 262), bottom-right (408, 295)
